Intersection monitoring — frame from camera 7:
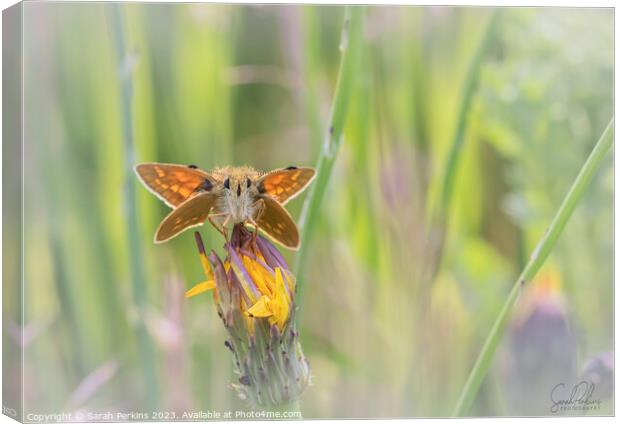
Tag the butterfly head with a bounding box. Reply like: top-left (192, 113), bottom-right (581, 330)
top-left (217, 170), bottom-right (261, 223)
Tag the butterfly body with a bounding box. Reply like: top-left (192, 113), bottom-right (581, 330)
top-left (134, 163), bottom-right (315, 249)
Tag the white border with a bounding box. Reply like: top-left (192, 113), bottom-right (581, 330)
top-left (0, 2), bottom-right (616, 424)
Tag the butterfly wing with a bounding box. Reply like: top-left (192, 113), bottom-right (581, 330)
top-left (135, 163), bottom-right (214, 208)
top-left (255, 195), bottom-right (300, 249)
top-left (257, 167), bottom-right (316, 205)
top-left (155, 192), bottom-right (216, 243)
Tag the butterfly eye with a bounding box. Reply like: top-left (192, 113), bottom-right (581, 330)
top-left (202, 179), bottom-right (213, 191)
top-left (223, 178), bottom-right (230, 189)
top-left (246, 178), bottom-right (252, 188)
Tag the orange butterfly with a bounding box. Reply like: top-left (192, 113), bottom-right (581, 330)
top-left (134, 163), bottom-right (316, 249)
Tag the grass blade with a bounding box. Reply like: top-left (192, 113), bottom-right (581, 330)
top-left (293, 6), bottom-right (365, 295)
top-left (108, 4), bottom-right (159, 409)
top-left (421, 10), bottom-right (499, 284)
top-left (435, 10), bottom-right (499, 218)
top-left (452, 118), bottom-right (614, 416)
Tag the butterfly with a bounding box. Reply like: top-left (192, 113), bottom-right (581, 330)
top-left (134, 163), bottom-right (316, 249)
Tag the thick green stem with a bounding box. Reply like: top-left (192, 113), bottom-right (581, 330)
top-left (294, 6), bottom-right (365, 297)
top-left (109, 4), bottom-right (159, 409)
top-left (452, 118), bottom-right (614, 416)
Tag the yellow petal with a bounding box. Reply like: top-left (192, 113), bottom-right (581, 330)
top-left (281, 269), bottom-right (295, 303)
top-left (246, 315), bottom-right (255, 334)
top-left (243, 256), bottom-right (272, 297)
top-left (256, 251), bottom-right (266, 263)
top-left (230, 258), bottom-right (259, 303)
top-left (273, 268), bottom-right (290, 329)
top-left (185, 280), bottom-right (216, 298)
top-left (257, 265), bottom-right (277, 295)
top-left (198, 252), bottom-right (214, 280)
top-left (246, 295), bottom-right (273, 318)
top-left (240, 298), bottom-right (255, 333)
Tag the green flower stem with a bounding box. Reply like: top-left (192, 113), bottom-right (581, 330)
top-left (109, 4), bottom-right (159, 409)
top-left (452, 118), bottom-right (614, 416)
top-left (294, 6), bottom-right (365, 296)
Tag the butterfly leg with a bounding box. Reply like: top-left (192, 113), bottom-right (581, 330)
top-left (221, 214), bottom-right (231, 242)
top-left (249, 198), bottom-right (266, 243)
top-left (208, 212), bottom-right (230, 241)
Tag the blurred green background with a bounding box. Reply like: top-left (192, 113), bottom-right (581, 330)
top-left (8, 3), bottom-right (613, 418)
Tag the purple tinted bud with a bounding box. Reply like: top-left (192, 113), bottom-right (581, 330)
top-left (501, 293), bottom-right (577, 415)
top-left (228, 246), bottom-right (261, 300)
top-left (256, 235), bottom-right (289, 271)
top-left (580, 352), bottom-right (613, 399)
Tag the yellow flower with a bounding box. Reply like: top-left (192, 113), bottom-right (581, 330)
top-left (185, 226), bottom-right (310, 408)
top-left (186, 229), bottom-right (295, 331)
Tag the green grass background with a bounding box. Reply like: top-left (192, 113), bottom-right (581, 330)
top-left (9, 4), bottom-right (613, 418)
